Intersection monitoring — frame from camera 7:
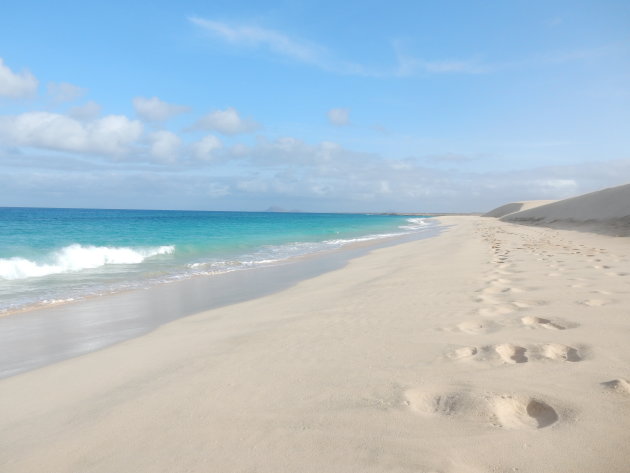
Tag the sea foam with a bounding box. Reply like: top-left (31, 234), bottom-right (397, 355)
top-left (184, 220), bottom-right (432, 276)
top-left (399, 218), bottom-right (429, 230)
top-left (0, 244), bottom-right (175, 280)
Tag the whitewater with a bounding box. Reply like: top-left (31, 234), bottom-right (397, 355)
top-left (0, 244), bottom-right (175, 280)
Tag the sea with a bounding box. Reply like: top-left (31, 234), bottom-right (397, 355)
top-left (0, 207), bottom-right (434, 315)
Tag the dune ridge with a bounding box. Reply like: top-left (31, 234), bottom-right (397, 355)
top-left (483, 200), bottom-right (556, 218)
top-left (488, 183), bottom-right (630, 236)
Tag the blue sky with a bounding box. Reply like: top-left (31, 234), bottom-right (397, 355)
top-left (0, 0), bottom-right (629, 212)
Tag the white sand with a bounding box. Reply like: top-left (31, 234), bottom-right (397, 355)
top-left (1, 215), bottom-right (630, 472)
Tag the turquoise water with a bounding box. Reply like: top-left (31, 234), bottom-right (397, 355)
top-left (0, 208), bottom-right (433, 313)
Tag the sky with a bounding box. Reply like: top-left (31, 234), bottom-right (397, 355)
top-left (0, 0), bottom-right (629, 213)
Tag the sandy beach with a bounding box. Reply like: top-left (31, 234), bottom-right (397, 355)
top-left (3, 3), bottom-right (629, 470)
top-left (1, 201), bottom-right (629, 472)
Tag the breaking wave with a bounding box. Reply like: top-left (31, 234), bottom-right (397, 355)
top-left (0, 244), bottom-right (175, 280)
top-left (399, 218), bottom-right (430, 230)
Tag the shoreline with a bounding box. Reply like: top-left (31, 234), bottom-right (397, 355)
top-left (0, 213), bottom-right (433, 316)
top-left (1, 216), bottom-right (629, 472)
top-left (0, 223), bottom-right (442, 379)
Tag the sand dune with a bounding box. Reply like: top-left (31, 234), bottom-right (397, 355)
top-left (496, 183), bottom-right (630, 235)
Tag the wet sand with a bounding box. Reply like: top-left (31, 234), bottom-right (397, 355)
top-left (0, 228), bottom-right (440, 378)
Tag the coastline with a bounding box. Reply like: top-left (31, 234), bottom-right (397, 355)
top-left (0, 209), bottom-right (431, 315)
top-left (0, 224), bottom-right (441, 379)
top-left (1, 216), bottom-right (629, 472)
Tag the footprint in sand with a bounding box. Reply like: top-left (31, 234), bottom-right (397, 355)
top-left (495, 344), bottom-right (528, 363)
top-left (579, 298), bottom-right (613, 307)
top-left (453, 320), bottom-right (501, 334)
top-left (521, 315), bottom-right (577, 330)
top-left (404, 389), bottom-right (559, 429)
top-left (446, 346), bottom-right (479, 360)
top-left (601, 379), bottom-right (630, 395)
top-left (537, 343), bottom-right (583, 362)
top-left (480, 286), bottom-right (524, 295)
top-left (446, 343), bottom-right (583, 363)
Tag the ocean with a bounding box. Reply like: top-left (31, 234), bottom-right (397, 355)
top-left (0, 208), bottom-right (433, 314)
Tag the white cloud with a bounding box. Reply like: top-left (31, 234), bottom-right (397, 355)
top-left (393, 42), bottom-right (624, 78)
top-left (327, 108), bottom-right (349, 126)
top-left (3, 129), bottom-right (629, 213)
top-left (189, 17), bottom-right (375, 76)
top-left (219, 137), bottom-right (603, 209)
top-left (189, 18), bottom-right (496, 77)
top-left (133, 96), bottom-right (190, 122)
top-left (194, 107), bottom-right (260, 135)
top-left (535, 178), bottom-right (578, 193)
top-left (0, 112), bottom-right (143, 156)
top-left (0, 58), bottom-right (38, 98)
top-left (393, 44), bottom-right (489, 76)
top-left (47, 82), bottom-right (86, 103)
top-left (68, 101), bottom-right (102, 120)
top-left (189, 17), bottom-right (322, 65)
top-left (149, 130), bottom-right (181, 163)
top-left (191, 134), bottom-right (222, 161)
top-left (190, 17), bottom-right (622, 80)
